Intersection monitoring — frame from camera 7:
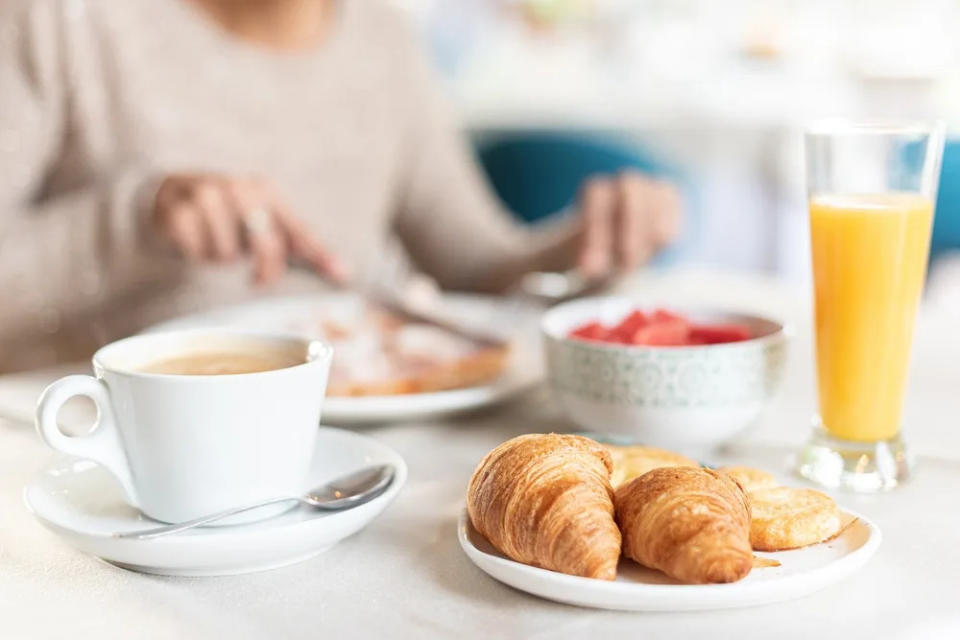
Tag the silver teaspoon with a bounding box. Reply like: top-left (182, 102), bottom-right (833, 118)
top-left (114, 464), bottom-right (395, 540)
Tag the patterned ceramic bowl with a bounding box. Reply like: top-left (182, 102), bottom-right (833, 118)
top-left (542, 297), bottom-right (788, 451)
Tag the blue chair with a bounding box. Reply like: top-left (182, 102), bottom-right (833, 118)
top-left (933, 141), bottom-right (960, 261)
top-left (474, 131), bottom-right (694, 264)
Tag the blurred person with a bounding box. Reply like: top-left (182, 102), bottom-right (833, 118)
top-left (0, 0), bottom-right (680, 372)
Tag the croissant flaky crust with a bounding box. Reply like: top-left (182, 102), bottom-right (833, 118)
top-left (467, 434), bottom-right (622, 580)
top-left (615, 467), bottom-right (753, 584)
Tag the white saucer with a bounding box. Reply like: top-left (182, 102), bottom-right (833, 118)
top-left (24, 427), bottom-right (407, 576)
top-left (147, 293), bottom-right (541, 424)
top-left (458, 508), bottom-right (881, 611)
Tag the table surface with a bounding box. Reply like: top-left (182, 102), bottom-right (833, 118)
top-left (1, 268), bottom-right (958, 640)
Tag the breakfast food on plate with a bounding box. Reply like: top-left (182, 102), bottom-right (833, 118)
top-left (466, 435), bottom-right (849, 586)
top-left (606, 444), bottom-right (699, 487)
top-left (466, 434), bottom-right (621, 580)
top-left (614, 467), bottom-right (754, 584)
top-left (720, 466), bottom-right (780, 493)
top-left (747, 487), bottom-right (842, 551)
top-left (718, 467), bottom-right (842, 550)
top-left (568, 308), bottom-right (752, 346)
top-left (290, 304), bottom-right (508, 396)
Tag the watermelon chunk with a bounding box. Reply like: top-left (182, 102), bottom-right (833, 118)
top-left (569, 322), bottom-right (610, 342)
top-left (569, 310), bottom-right (754, 347)
top-left (652, 308), bottom-right (686, 324)
top-left (690, 323), bottom-right (752, 344)
top-left (632, 320), bottom-right (691, 346)
top-left (610, 310), bottom-right (649, 343)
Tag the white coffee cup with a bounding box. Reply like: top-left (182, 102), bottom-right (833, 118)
top-left (35, 330), bottom-right (333, 523)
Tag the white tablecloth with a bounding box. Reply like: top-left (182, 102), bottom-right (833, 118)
top-left (1, 269), bottom-right (959, 639)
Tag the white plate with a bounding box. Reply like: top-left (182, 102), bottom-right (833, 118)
top-left (458, 508), bottom-right (881, 611)
top-left (147, 293), bottom-right (541, 424)
top-left (24, 427), bottom-right (407, 576)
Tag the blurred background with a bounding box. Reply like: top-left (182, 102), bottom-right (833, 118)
top-left (3, 0), bottom-right (960, 373)
top-left (395, 0), bottom-right (960, 284)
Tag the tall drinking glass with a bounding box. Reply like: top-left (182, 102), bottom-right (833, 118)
top-left (799, 120), bottom-right (944, 492)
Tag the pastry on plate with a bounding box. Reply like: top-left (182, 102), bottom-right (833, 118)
top-left (467, 434), bottom-right (621, 580)
top-left (298, 306), bottom-right (509, 396)
top-left (720, 466), bottom-right (780, 493)
top-left (718, 467), bottom-right (841, 551)
top-left (615, 467), bottom-right (753, 584)
top-left (748, 487), bottom-right (842, 551)
top-left (606, 445), bottom-right (699, 487)
top-left (329, 342), bottom-right (508, 396)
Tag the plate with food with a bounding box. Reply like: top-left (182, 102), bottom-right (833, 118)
top-left (459, 434), bottom-right (881, 611)
top-left (148, 293), bottom-right (540, 423)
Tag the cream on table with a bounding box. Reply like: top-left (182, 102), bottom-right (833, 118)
top-left (0, 269), bottom-right (958, 639)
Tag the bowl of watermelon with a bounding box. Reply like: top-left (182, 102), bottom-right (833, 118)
top-left (541, 297), bottom-right (787, 450)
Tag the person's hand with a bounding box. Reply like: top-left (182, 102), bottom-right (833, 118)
top-left (576, 171), bottom-right (682, 277)
top-left (152, 174), bottom-right (347, 285)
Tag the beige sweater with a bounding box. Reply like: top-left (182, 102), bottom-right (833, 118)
top-left (0, 0), bottom-right (574, 371)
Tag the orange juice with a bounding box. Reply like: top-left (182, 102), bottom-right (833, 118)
top-left (810, 193), bottom-right (934, 442)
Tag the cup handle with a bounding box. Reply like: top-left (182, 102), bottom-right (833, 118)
top-left (35, 375), bottom-right (138, 504)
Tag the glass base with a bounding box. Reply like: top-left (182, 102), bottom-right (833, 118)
top-left (797, 426), bottom-right (913, 492)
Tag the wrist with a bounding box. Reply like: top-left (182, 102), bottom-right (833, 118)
top-left (132, 172), bottom-right (168, 251)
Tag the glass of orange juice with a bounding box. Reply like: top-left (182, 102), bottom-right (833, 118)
top-left (799, 120), bottom-right (944, 492)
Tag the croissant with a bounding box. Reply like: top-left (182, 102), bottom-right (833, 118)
top-left (615, 467), bottom-right (753, 584)
top-left (467, 434), bottom-right (621, 580)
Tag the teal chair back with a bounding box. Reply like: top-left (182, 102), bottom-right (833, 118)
top-left (475, 132), bottom-right (694, 262)
top-left (933, 141), bottom-right (960, 261)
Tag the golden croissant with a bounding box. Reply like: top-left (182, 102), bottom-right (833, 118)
top-left (467, 433), bottom-right (621, 580)
top-left (615, 467), bottom-right (753, 584)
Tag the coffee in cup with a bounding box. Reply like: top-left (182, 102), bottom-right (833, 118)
top-left (138, 349), bottom-right (306, 376)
